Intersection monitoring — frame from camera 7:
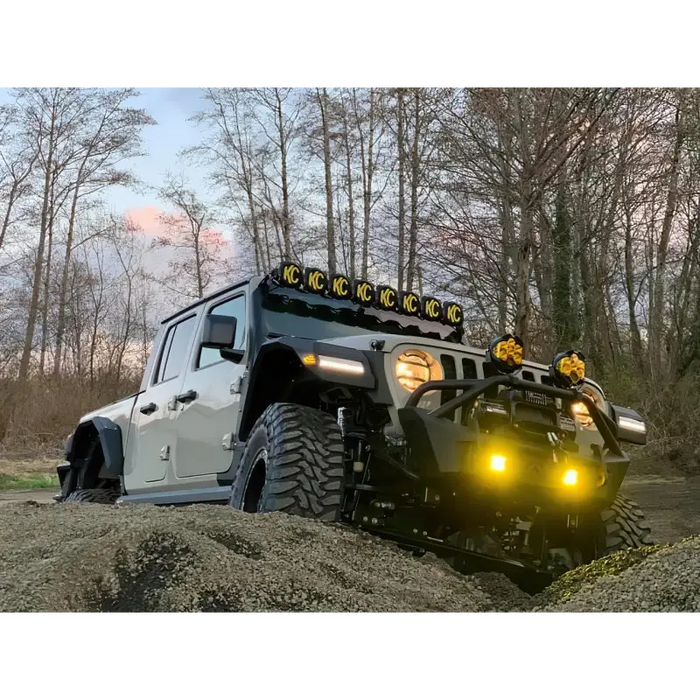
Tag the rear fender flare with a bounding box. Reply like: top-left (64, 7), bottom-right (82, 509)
top-left (69, 416), bottom-right (124, 479)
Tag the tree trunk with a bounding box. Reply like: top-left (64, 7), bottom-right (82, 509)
top-left (194, 228), bottom-right (204, 297)
top-left (359, 89), bottom-right (376, 279)
top-left (0, 183), bottom-right (18, 251)
top-left (650, 100), bottom-right (683, 372)
top-left (551, 176), bottom-right (573, 348)
top-left (38, 195), bottom-right (54, 376)
top-left (513, 91), bottom-right (534, 352)
top-left (19, 107), bottom-right (56, 381)
top-left (397, 89), bottom-right (406, 289)
top-left (406, 90), bottom-right (421, 292)
top-left (53, 183), bottom-right (81, 376)
top-left (495, 125), bottom-right (515, 333)
top-left (318, 89), bottom-right (336, 274)
top-left (341, 92), bottom-right (357, 278)
top-left (514, 196), bottom-right (533, 351)
top-left (275, 89), bottom-right (292, 257)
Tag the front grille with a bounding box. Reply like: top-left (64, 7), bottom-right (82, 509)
top-left (425, 349), bottom-right (561, 426)
top-left (440, 354), bottom-right (457, 421)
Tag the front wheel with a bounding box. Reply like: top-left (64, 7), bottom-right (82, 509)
top-left (230, 403), bottom-right (345, 522)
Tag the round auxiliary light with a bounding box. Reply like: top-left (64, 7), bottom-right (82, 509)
top-left (550, 349), bottom-right (586, 388)
top-left (487, 334), bottom-right (524, 374)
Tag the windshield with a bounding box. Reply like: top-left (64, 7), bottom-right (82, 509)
top-left (261, 284), bottom-right (463, 343)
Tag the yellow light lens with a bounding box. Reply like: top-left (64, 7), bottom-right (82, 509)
top-left (301, 354), bottom-right (317, 366)
top-left (492, 337), bottom-right (523, 367)
top-left (571, 401), bottom-right (593, 428)
top-left (490, 454), bottom-right (507, 472)
top-left (562, 469), bottom-right (578, 486)
top-left (395, 349), bottom-right (443, 392)
top-left (556, 353), bottom-right (585, 385)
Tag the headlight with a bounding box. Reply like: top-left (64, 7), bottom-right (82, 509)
top-left (570, 386), bottom-right (603, 429)
top-left (395, 349), bottom-right (443, 392)
top-left (571, 401), bottom-right (593, 428)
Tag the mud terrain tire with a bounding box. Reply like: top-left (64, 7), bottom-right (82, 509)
top-left (600, 494), bottom-right (654, 554)
top-left (63, 488), bottom-right (119, 505)
top-left (230, 403), bottom-right (345, 521)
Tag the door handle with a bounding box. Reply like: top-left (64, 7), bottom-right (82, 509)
top-left (176, 389), bottom-right (198, 403)
top-left (139, 402), bottom-right (157, 415)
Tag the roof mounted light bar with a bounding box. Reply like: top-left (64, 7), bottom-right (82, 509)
top-left (272, 262), bottom-right (464, 328)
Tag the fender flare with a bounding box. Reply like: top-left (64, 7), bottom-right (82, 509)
top-left (69, 416), bottom-right (124, 479)
top-left (237, 337), bottom-right (375, 440)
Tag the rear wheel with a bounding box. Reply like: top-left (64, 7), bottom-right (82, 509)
top-left (533, 494), bottom-right (654, 575)
top-left (63, 488), bottom-right (119, 504)
top-left (599, 494), bottom-right (654, 554)
top-left (230, 403), bottom-right (345, 521)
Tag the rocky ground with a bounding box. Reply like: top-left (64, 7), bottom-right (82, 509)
top-left (0, 473), bottom-right (698, 612)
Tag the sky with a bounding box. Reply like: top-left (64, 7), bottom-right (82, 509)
top-left (0, 87), bottom-right (215, 230)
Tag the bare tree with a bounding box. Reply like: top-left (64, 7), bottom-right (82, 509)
top-left (52, 88), bottom-right (154, 376)
top-left (153, 176), bottom-right (229, 300)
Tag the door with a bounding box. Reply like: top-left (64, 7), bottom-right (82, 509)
top-left (174, 292), bottom-right (248, 479)
top-left (131, 313), bottom-right (199, 489)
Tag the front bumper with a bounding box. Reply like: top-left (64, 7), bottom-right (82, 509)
top-left (397, 375), bottom-right (629, 511)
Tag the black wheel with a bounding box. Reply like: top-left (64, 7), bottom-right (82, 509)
top-left (230, 403), bottom-right (345, 521)
top-left (63, 488), bottom-right (119, 504)
top-left (532, 494), bottom-right (654, 575)
top-left (599, 494), bottom-right (654, 554)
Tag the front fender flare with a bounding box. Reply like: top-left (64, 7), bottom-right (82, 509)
top-left (237, 337), bottom-right (376, 440)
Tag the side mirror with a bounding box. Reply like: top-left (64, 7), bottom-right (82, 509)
top-left (201, 315), bottom-right (245, 363)
top-left (610, 404), bottom-right (647, 446)
top-left (202, 314), bottom-right (237, 350)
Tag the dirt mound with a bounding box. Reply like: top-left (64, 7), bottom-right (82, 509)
top-left (538, 537), bottom-right (700, 612)
top-left (0, 502), bottom-right (501, 612)
top-left (1, 502), bottom-right (698, 612)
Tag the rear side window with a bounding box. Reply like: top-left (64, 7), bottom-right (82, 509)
top-left (198, 294), bottom-right (247, 369)
top-left (155, 315), bottom-right (198, 384)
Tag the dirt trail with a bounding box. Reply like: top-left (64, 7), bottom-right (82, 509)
top-left (0, 488), bottom-right (59, 505)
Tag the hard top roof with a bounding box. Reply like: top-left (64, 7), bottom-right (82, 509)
top-left (160, 275), bottom-right (263, 325)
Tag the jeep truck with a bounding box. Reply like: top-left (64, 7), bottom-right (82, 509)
top-left (58, 262), bottom-right (652, 591)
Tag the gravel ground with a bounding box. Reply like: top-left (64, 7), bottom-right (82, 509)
top-left (0, 497), bottom-right (698, 612)
top-left (537, 539), bottom-right (700, 612)
top-left (0, 502), bottom-right (499, 612)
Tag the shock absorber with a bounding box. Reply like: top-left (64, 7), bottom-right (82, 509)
top-left (338, 407), bottom-right (365, 473)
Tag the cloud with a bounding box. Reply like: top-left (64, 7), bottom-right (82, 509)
top-left (125, 206), bottom-right (229, 246)
top-left (125, 206), bottom-right (166, 236)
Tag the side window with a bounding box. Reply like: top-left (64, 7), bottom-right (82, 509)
top-left (198, 294), bottom-right (247, 369)
top-left (154, 315), bottom-right (198, 384)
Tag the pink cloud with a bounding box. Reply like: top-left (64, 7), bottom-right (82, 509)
top-left (125, 206), bottom-right (167, 236)
top-left (125, 206), bottom-right (229, 248)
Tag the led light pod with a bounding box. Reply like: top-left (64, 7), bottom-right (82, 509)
top-left (551, 349), bottom-right (586, 388)
top-left (487, 333), bottom-right (523, 374)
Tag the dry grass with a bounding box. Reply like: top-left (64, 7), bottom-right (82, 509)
top-left (0, 374), bottom-right (139, 456)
